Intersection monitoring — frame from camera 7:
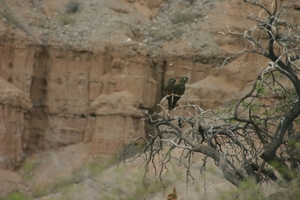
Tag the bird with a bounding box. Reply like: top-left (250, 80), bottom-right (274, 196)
top-left (166, 187), bottom-right (177, 200)
top-left (171, 77), bottom-right (189, 110)
top-left (164, 77), bottom-right (176, 110)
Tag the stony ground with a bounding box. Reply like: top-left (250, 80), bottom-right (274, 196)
top-left (1, 0), bottom-right (230, 53)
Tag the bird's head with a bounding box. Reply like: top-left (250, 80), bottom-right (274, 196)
top-left (167, 77), bottom-right (176, 85)
top-left (179, 77), bottom-right (189, 83)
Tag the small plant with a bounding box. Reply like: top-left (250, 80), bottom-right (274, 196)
top-left (4, 191), bottom-right (31, 200)
top-left (255, 82), bottom-right (266, 95)
top-left (66, 1), bottom-right (80, 14)
top-left (171, 12), bottom-right (198, 24)
top-left (20, 160), bottom-right (36, 180)
top-left (21, 160), bottom-right (35, 172)
top-left (57, 13), bottom-right (75, 25)
top-left (219, 179), bottom-right (266, 200)
top-left (152, 32), bottom-right (171, 41)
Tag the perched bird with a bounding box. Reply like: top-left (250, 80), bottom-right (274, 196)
top-left (167, 187), bottom-right (177, 200)
top-left (164, 77), bottom-right (176, 110)
top-left (171, 77), bottom-right (189, 109)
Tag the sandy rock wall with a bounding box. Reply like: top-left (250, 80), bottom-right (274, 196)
top-left (0, 39), bottom-right (160, 168)
top-left (0, 76), bottom-right (31, 169)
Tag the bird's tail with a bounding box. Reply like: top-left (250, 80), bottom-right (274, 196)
top-left (167, 96), bottom-right (172, 111)
top-left (171, 96), bottom-right (180, 109)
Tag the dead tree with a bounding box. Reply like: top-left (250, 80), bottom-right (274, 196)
top-left (120, 0), bottom-right (300, 188)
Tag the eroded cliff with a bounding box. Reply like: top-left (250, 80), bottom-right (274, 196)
top-left (1, 0), bottom-right (300, 197)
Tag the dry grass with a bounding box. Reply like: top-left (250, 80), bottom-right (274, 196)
top-left (171, 12), bottom-right (199, 24)
top-left (109, 6), bottom-right (130, 14)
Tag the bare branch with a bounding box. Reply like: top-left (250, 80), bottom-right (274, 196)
top-left (120, 0), bottom-right (300, 192)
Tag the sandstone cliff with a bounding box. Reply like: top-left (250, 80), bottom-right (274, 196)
top-left (0, 0), bottom-right (300, 198)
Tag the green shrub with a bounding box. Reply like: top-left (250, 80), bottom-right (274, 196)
top-left (3, 191), bottom-right (31, 200)
top-left (171, 12), bottom-right (198, 24)
top-left (57, 13), bottom-right (75, 25)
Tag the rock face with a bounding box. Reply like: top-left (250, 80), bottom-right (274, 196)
top-left (0, 0), bottom-right (171, 169)
top-left (0, 41), bottom-right (157, 164)
top-left (0, 76), bottom-right (31, 169)
top-left (0, 0), bottom-right (299, 193)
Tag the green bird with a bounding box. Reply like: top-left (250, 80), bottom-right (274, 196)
top-left (164, 78), bottom-right (176, 110)
top-left (171, 77), bottom-right (189, 110)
